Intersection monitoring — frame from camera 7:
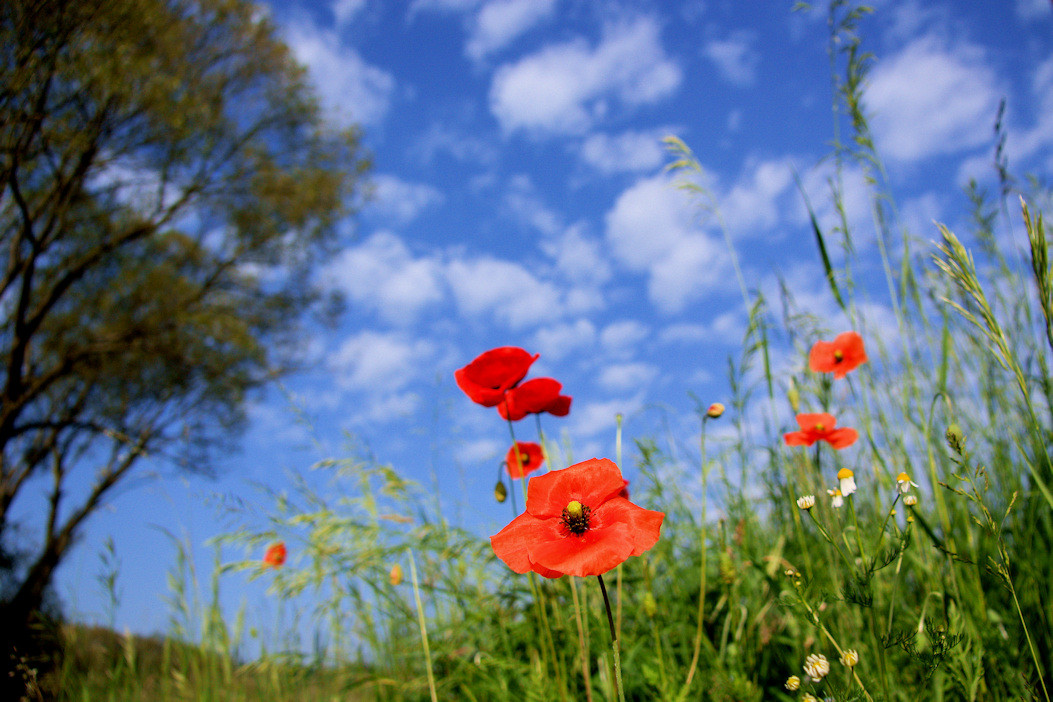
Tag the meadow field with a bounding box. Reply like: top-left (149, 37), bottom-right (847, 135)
top-left (19, 4), bottom-right (1053, 702)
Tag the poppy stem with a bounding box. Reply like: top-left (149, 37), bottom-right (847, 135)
top-left (505, 410), bottom-right (521, 515)
top-left (596, 574), bottom-right (626, 702)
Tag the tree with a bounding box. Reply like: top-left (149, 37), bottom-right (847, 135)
top-left (0, 0), bottom-right (368, 664)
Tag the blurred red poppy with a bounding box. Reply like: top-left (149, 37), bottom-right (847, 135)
top-left (809, 331), bottom-right (868, 379)
top-left (497, 377), bottom-right (572, 421)
top-left (506, 441), bottom-right (545, 478)
top-left (263, 542), bottom-right (286, 568)
top-left (784, 413), bottom-right (858, 450)
top-left (490, 458), bottom-right (664, 578)
top-left (455, 347), bottom-right (539, 407)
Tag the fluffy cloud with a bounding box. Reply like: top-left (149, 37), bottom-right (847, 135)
top-left (532, 319), bottom-right (597, 361)
top-left (597, 362), bottom-right (658, 392)
top-left (599, 320), bottom-right (649, 357)
top-left (370, 175), bottom-right (444, 225)
top-left (867, 36), bottom-right (1000, 162)
top-left (571, 396), bottom-right (644, 437)
top-left (330, 331), bottom-right (435, 393)
top-left (490, 17), bottom-right (681, 135)
top-left (467, 0), bottom-right (558, 60)
top-left (580, 129), bottom-right (669, 174)
top-left (702, 31), bottom-right (759, 86)
top-left (722, 159), bottom-right (795, 234)
top-left (325, 231), bottom-right (445, 325)
top-left (604, 174), bottom-right (729, 312)
top-left (446, 256), bottom-right (564, 327)
top-left (283, 20), bottom-right (395, 126)
top-left (332, 0), bottom-right (366, 25)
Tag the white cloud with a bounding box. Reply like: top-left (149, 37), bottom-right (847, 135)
top-left (867, 36), bottom-right (1000, 162)
top-left (467, 0), bottom-right (558, 60)
top-left (572, 396), bottom-right (645, 437)
top-left (503, 175), bottom-right (562, 236)
top-left (416, 123), bottom-right (498, 165)
top-left (325, 231), bottom-right (445, 324)
top-left (370, 175), bottom-right (444, 224)
top-left (332, 0), bottom-right (366, 25)
top-left (532, 319), bottom-right (596, 361)
top-left (580, 129), bottom-right (669, 174)
top-left (539, 224), bottom-right (612, 288)
top-left (604, 173), bottom-right (729, 312)
top-left (1016, 0), bottom-right (1050, 20)
top-left (659, 323), bottom-right (707, 345)
top-left (1011, 56), bottom-right (1053, 168)
top-left (408, 0), bottom-right (480, 16)
top-left (722, 158), bottom-right (795, 235)
top-left (489, 17), bottom-right (681, 135)
top-left (284, 20), bottom-right (395, 126)
top-left (599, 320), bottom-right (649, 356)
top-left (330, 331), bottom-right (435, 393)
top-left (598, 362), bottom-right (658, 392)
top-left (446, 256), bottom-right (564, 327)
top-left (702, 31), bottom-right (759, 86)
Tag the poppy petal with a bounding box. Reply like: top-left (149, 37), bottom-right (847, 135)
top-left (591, 499), bottom-right (664, 556)
top-left (528, 521), bottom-right (635, 577)
top-left (525, 459), bottom-right (626, 518)
top-left (490, 512), bottom-right (553, 574)
top-left (825, 427), bottom-right (859, 449)
top-left (784, 430), bottom-right (817, 447)
top-left (455, 347), bottom-right (538, 407)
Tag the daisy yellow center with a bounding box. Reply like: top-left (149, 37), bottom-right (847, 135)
top-left (561, 500), bottom-right (591, 535)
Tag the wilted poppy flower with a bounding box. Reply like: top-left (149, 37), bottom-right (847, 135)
top-left (455, 347), bottom-right (539, 407)
top-left (809, 331), bottom-right (868, 379)
top-left (498, 377), bottom-right (572, 421)
top-left (263, 542), bottom-right (286, 569)
top-left (506, 441), bottom-right (545, 478)
top-left (490, 458), bottom-right (664, 578)
top-left (784, 413), bottom-right (858, 450)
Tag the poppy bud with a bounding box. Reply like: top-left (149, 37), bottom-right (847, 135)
top-left (389, 563), bottom-right (403, 586)
top-left (706, 402), bottom-right (725, 419)
top-left (494, 480), bottom-right (507, 503)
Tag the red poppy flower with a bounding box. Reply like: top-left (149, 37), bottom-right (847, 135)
top-left (506, 441), bottom-right (545, 478)
top-left (497, 377), bottom-right (572, 421)
top-left (263, 542), bottom-right (286, 568)
top-left (809, 331), bottom-right (868, 379)
top-left (455, 347), bottom-right (539, 407)
top-left (784, 413), bottom-right (858, 450)
top-left (490, 458), bottom-right (664, 579)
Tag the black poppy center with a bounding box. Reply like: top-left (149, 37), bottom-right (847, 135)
top-left (561, 500), bottom-right (591, 535)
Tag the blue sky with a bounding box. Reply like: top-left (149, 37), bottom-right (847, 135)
top-left (38, 0), bottom-right (1053, 639)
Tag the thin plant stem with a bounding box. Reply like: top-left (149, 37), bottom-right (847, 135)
top-left (407, 550), bottom-right (438, 702)
top-left (569, 576), bottom-right (594, 702)
top-left (596, 574), bottom-right (626, 702)
top-left (793, 581), bottom-right (874, 702)
top-left (681, 414), bottom-right (711, 696)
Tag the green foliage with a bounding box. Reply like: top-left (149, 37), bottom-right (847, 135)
top-left (31, 0), bottom-right (1053, 700)
top-left (0, 0), bottom-right (369, 656)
